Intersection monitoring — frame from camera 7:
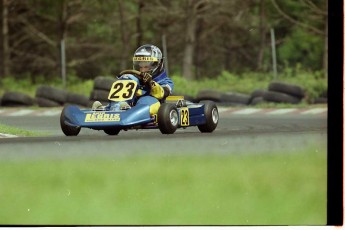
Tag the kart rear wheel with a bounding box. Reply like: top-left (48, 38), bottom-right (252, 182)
top-left (158, 103), bottom-right (178, 134)
top-left (60, 106), bottom-right (81, 136)
top-left (197, 101), bottom-right (219, 133)
top-left (104, 128), bottom-right (121, 135)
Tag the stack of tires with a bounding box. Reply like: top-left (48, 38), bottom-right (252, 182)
top-left (1, 91), bottom-right (35, 107)
top-left (35, 85), bottom-right (68, 107)
top-left (35, 85), bottom-right (89, 107)
top-left (249, 81), bottom-right (305, 105)
top-left (89, 76), bottom-right (117, 105)
top-left (195, 89), bottom-right (250, 106)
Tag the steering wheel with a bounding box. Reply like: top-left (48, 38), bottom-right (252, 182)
top-left (119, 70), bottom-right (142, 79)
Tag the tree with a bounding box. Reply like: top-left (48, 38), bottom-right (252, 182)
top-left (0, 0), bottom-right (10, 78)
top-left (270, 0), bottom-right (327, 75)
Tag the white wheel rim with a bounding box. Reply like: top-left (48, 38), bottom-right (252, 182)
top-left (170, 110), bottom-right (178, 126)
top-left (212, 108), bottom-right (219, 124)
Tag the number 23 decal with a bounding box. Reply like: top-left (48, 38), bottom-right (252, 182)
top-left (180, 108), bottom-right (189, 126)
top-left (108, 80), bottom-right (138, 101)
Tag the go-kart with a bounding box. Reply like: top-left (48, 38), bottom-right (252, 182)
top-left (60, 70), bottom-right (219, 136)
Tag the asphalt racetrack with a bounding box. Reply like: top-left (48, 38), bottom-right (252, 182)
top-left (0, 107), bottom-right (327, 158)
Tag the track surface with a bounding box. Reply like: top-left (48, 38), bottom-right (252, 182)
top-left (0, 108), bottom-right (327, 159)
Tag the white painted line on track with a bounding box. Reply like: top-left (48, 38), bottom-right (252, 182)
top-left (0, 133), bottom-right (18, 138)
top-left (232, 108), bottom-right (263, 115)
top-left (266, 108), bottom-right (297, 115)
top-left (8, 109), bottom-right (34, 116)
top-left (36, 110), bottom-right (61, 116)
top-left (301, 108), bottom-right (327, 114)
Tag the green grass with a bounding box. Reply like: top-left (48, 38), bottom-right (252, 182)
top-left (0, 148), bottom-right (326, 225)
top-left (0, 123), bottom-right (45, 137)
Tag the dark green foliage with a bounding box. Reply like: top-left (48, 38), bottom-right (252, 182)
top-left (0, 0), bottom-right (327, 82)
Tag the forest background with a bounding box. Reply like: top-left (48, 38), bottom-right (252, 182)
top-left (0, 0), bottom-right (328, 96)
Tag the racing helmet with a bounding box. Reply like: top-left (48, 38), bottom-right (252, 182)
top-left (133, 44), bottom-right (164, 76)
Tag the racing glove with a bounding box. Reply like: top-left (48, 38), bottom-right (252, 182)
top-left (150, 81), bottom-right (165, 99)
top-left (140, 72), bottom-right (153, 87)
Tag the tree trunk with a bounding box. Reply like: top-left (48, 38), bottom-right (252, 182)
top-left (323, 1), bottom-right (328, 78)
top-left (182, 0), bottom-right (196, 80)
top-left (136, 0), bottom-right (144, 48)
top-left (57, 0), bottom-right (67, 84)
top-left (1, 0), bottom-right (10, 78)
top-left (118, 0), bottom-right (131, 70)
top-left (257, 0), bottom-right (266, 71)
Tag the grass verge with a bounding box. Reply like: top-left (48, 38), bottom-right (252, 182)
top-left (0, 123), bottom-right (45, 137)
top-left (0, 148), bottom-right (326, 225)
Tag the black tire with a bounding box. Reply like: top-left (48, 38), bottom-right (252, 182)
top-left (94, 76), bottom-right (117, 91)
top-left (249, 96), bottom-right (265, 105)
top-left (263, 91), bottom-right (301, 104)
top-left (89, 89), bottom-right (109, 101)
top-left (250, 89), bottom-right (267, 98)
top-left (60, 106), bottom-right (81, 136)
top-left (195, 90), bottom-right (222, 103)
top-left (268, 81), bottom-right (305, 98)
top-left (158, 103), bottom-right (178, 134)
top-left (197, 101), bottom-right (219, 133)
top-left (104, 128), bottom-right (121, 135)
top-left (1, 91), bottom-right (35, 106)
top-left (36, 85), bottom-right (68, 104)
top-left (36, 97), bottom-right (61, 107)
top-left (249, 89), bottom-right (267, 104)
top-left (220, 92), bottom-right (250, 105)
top-left (66, 92), bottom-right (89, 107)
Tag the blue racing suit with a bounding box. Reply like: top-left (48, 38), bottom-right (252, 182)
top-left (135, 70), bottom-right (174, 115)
top-left (114, 70), bottom-right (174, 115)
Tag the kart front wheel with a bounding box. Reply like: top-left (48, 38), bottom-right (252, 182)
top-left (197, 101), bottom-right (219, 133)
top-left (104, 128), bottom-right (121, 135)
top-left (158, 103), bottom-right (178, 134)
top-left (60, 106), bottom-right (81, 136)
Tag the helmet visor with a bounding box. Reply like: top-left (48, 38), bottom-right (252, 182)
top-left (133, 57), bottom-right (158, 72)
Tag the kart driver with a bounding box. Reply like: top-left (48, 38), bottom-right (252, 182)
top-left (129, 44), bottom-right (174, 115)
top-left (92, 44), bottom-right (174, 115)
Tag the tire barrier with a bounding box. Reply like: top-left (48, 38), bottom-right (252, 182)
top-left (66, 92), bottom-right (89, 107)
top-left (1, 91), bottom-right (35, 107)
top-left (89, 89), bottom-right (109, 102)
top-left (263, 91), bottom-right (301, 104)
top-left (89, 76), bottom-right (118, 105)
top-left (249, 96), bottom-right (265, 105)
top-left (0, 78), bottom-right (325, 108)
top-left (248, 89), bottom-right (267, 105)
top-left (195, 90), bottom-right (222, 103)
top-left (263, 81), bottom-right (305, 104)
top-left (220, 92), bottom-right (250, 106)
top-left (35, 85), bottom-right (68, 105)
top-left (93, 76), bottom-right (117, 91)
top-left (36, 97), bottom-right (62, 107)
top-left (34, 85), bottom-right (91, 107)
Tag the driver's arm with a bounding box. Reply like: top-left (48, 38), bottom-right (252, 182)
top-left (149, 81), bottom-right (165, 99)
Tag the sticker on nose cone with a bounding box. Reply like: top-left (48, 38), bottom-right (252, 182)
top-left (85, 112), bottom-right (120, 122)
